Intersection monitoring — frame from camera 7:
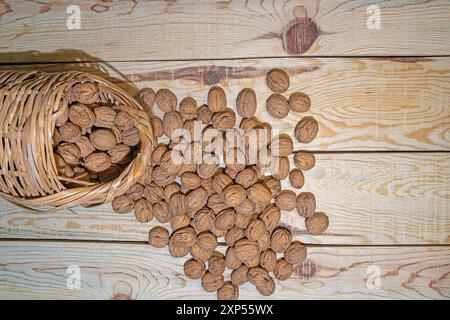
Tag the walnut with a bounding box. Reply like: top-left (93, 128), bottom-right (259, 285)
top-left (197, 104), bottom-right (213, 124)
top-left (225, 226), bottom-right (245, 247)
top-left (168, 192), bottom-right (186, 216)
top-left (235, 168), bottom-right (257, 189)
top-left (179, 96), bottom-right (197, 120)
top-left (207, 193), bottom-right (229, 214)
top-left (236, 88), bottom-right (257, 118)
top-left (69, 104), bottom-right (95, 133)
top-left (134, 198), bottom-right (153, 223)
top-left (201, 178), bottom-right (214, 196)
top-left (170, 226), bottom-right (196, 247)
top-left (296, 192), bottom-right (316, 218)
top-left (55, 104), bottom-right (69, 127)
top-left (289, 169), bottom-right (304, 189)
top-left (234, 212), bottom-right (252, 229)
top-left (69, 82), bottom-right (100, 104)
top-left (126, 183), bottom-right (144, 201)
top-left (275, 190), bottom-right (297, 211)
top-left (295, 116), bottom-right (319, 143)
top-left (270, 133), bottom-right (293, 157)
top-left (231, 265), bottom-right (249, 286)
top-left (266, 94), bottom-right (289, 119)
top-left (181, 172), bottom-right (202, 191)
top-left (266, 68), bottom-right (290, 93)
top-left (156, 88), bottom-right (177, 112)
top-left (234, 239), bottom-right (260, 262)
top-left (197, 162), bottom-right (218, 179)
top-left (260, 249), bottom-right (277, 272)
top-left (270, 227), bottom-right (292, 253)
top-left (265, 177), bottom-right (281, 196)
top-left (289, 92), bottom-right (311, 113)
top-left (215, 208), bottom-right (236, 230)
top-left (201, 271), bottom-right (224, 292)
top-left (190, 243), bottom-right (212, 262)
top-left (160, 149), bottom-right (183, 176)
top-left (217, 282), bottom-right (239, 300)
top-left (239, 116), bottom-right (259, 130)
top-left (136, 87), bottom-right (156, 115)
top-left (212, 173), bottom-right (233, 194)
top-left (272, 156), bottom-right (290, 180)
top-left (197, 231), bottom-right (218, 252)
top-left (151, 143), bottom-right (168, 166)
top-left (243, 254), bottom-right (260, 268)
top-left (74, 136), bottom-right (95, 158)
top-left (293, 151), bottom-right (316, 171)
top-left (170, 213), bottom-right (190, 231)
top-left (248, 267), bottom-right (275, 296)
top-left (150, 116), bottom-right (163, 138)
top-left (208, 251), bottom-right (225, 276)
top-left (93, 106), bottom-right (117, 128)
top-left (59, 123), bottom-right (82, 143)
top-left (84, 152), bottom-right (111, 172)
top-left (98, 164), bottom-right (121, 182)
top-left (56, 143), bottom-right (80, 166)
top-left (207, 86), bottom-right (226, 113)
top-left (192, 208), bottom-right (214, 232)
top-left (152, 166), bottom-right (177, 187)
top-left (90, 129), bottom-right (117, 151)
top-left (274, 258), bottom-right (293, 280)
top-left (285, 241), bottom-right (307, 265)
top-left (247, 183), bottom-right (271, 206)
top-left (245, 219), bottom-right (266, 241)
top-left (305, 212), bottom-right (329, 235)
top-left (162, 110), bottom-right (183, 138)
top-left (143, 183), bottom-right (164, 204)
top-left (112, 194), bottom-right (134, 214)
top-left (222, 184), bottom-right (246, 207)
top-left (153, 201), bottom-right (170, 223)
top-left (225, 247), bottom-right (242, 270)
top-left (164, 182), bottom-right (181, 203)
top-left (234, 198), bottom-right (255, 216)
top-left (108, 144), bottom-right (131, 164)
top-left (257, 232), bottom-right (271, 252)
top-left (168, 241), bottom-right (190, 258)
top-left (148, 226), bottom-right (170, 247)
top-left (210, 225), bottom-right (227, 238)
top-left (185, 187), bottom-right (208, 216)
top-left (212, 108), bottom-right (236, 131)
top-left (184, 258), bottom-right (205, 279)
top-left (121, 126), bottom-right (141, 147)
top-left (115, 111), bottom-right (135, 131)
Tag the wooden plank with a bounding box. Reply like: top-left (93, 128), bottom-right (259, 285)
top-left (1, 57), bottom-right (450, 151)
top-left (0, 241), bottom-right (448, 299)
top-left (1, 0), bottom-right (450, 63)
top-left (1, 153), bottom-right (448, 245)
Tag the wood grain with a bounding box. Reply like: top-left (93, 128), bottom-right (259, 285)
top-left (2, 57), bottom-right (449, 151)
top-left (1, 153), bottom-right (448, 245)
top-left (0, 241), bottom-right (448, 300)
top-left (1, 0), bottom-right (450, 63)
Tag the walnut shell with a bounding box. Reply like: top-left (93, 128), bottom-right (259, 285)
top-left (156, 88), bottom-right (177, 112)
top-left (234, 198), bottom-right (255, 216)
top-left (212, 108), bottom-right (236, 131)
top-left (266, 94), bottom-right (289, 119)
top-left (115, 111), bottom-right (135, 131)
top-left (197, 231), bottom-right (218, 252)
top-left (56, 143), bottom-right (81, 166)
top-left (289, 92), bottom-right (311, 113)
top-left (134, 198), bottom-right (153, 223)
top-left (295, 116), bottom-right (319, 143)
top-left (245, 219), bottom-right (267, 241)
top-left (274, 258), bottom-right (293, 280)
top-left (289, 169), bottom-right (305, 189)
top-left (270, 133), bottom-right (293, 157)
top-left (275, 190), bottom-right (297, 211)
top-left (164, 182), bottom-right (181, 203)
top-left (170, 226), bottom-right (196, 247)
top-left (121, 126), bottom-right (140, 147)
top-left (293, 151), bottom-right (316, 171)
top-left (69, 104), bottom-right (95, 133)
top-left (285, 241), bottom-right (307, 264)
top-left (93, 106), bottom-right (117, 128)
top-left (197, 104), bottom-right (213, 124)
top-left (208, 251), bottom-right (225, 276)
top-left (168, 192), bottom-right (187, 216)
top-left (70, 82), bottom-right (99, 104)
top-left (236, 88), bottom-right (257, 118)
top-left (136, 87), bottom-right (155, 115)
top-left (168, 241), bottom-right (190, 258)
top-left (108, 144), bottom-right (131, 164)
top-left (150, 116), bottom-right (163, 138)
top-left (257, 231), bottom-right (271, 251)
top-left (234, 239), bottom-right (260, 262)
top-left (212, 173), bottom-right (233, 194)
top-left (90, 129), bottom-right (117, 151)
top-left (185, 187), bottom-right (208, 216)
top-left (190, 243), bottom-right (212, 262)
top-left (222, 184), bottom-right (246, 207)
top-left (266, 68), bottom-right (290, 93)
top-left (201, 271), bottom-right (224, 292)
top-left (305, 212), bottom-right (329, 235)
top-left (296, 192), bottom-right (316, 218)
top-left (170, 213), bottom-right (190, 231)
top-left (59, 123), bottom-right (82, 143)
top-left (235, 168), bottom-right (257, 189)
top-left (84, 152), bottom-right (111, 173)
top-left (265, 177), bottom-right (281, 196)
top-left (179, 96), bottom-right (197, 120)
top-left (197, 162), bottom-right (219, 179)
top-left (272, 156), bottom-right (290, 180)
top-left (231, 265), bottom-right (249, 286)
top-left (217, 282), bottom-right (239, 300)
top-left (260, 249), bottom-right (277, 272)
top-left (270, 227), bottom-right (292, 253)
top-left (153, 201), bottom-right (170, 223)
top-left (247, 183), bottom-right (272, 206)
top-left (162, 110), bottom-right (183, 138)
top-left (192, 208), bottom-right (215, 233)
top-left (151, 143), bottom-right (168, 166)
top-left (234, 212), bottom-right (252, 229)
top-left (75, 136), bottom-right (96, 158)
top-left (225, 226), bottom-right (245, 247)
top-left (215, 208), bottom-right (236, 230)
top-left (143, 183), bottom-right (164, 204)
top-left (180, 172), bottom-right (201, 191)
top-left (239, 116), bottom-right (259, 130)
top-left (207, 193), bottom-right (229, 214)
top-left (152, 166), bottom-right (177, 187)
top-left (248, 267), bottom-right (275, 296)
top-left (225, 247), bottom-right (242, 270)
top-left (184, 258), bottom-right (205, 280)
top-left (126, 183), bottom-right (144, 201)
top-left (207, 86), bottom-right (227, 113)
top-left (112, 195), bottom-right (134, 214)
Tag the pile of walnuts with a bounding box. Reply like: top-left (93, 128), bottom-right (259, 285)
top-left (111, 68), bottom-right (329, 299)
top-left (53, 82), bottom-right (141, 187)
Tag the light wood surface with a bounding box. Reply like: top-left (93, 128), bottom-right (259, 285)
top-left (1, 0), bottom-right (450, 62)
top-left (0, 241), bottom-right (448, 300)
top-left (1, 153), bottom-right (448, 245)
top-left (2, 57), bottom-right (449, 151)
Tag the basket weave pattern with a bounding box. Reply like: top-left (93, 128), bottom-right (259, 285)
top-left (0, 71), bottom-right (153, 212)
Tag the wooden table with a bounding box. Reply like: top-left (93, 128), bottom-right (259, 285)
top-left (0, 0), bottom-right (449, 300)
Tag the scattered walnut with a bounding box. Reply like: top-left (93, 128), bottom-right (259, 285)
top-left (231, 265), bottom-right (249, 286)
top-left (170, 213), bottom-right (191, 231)
top-left (134, 198), bottom-right (153, 223)
top-left (293, 151), bottom-right (316, 171)
top-left (215, 208), bottom-right (236, 231)
top-left (233, 239), bottom-right (260, 262)
top-left (112, 194), bottom-right (134, 214)
top-left (75, 136), bottom-right (96, 158)
top-left (245, 219), bottom-right (266, 241)
top-left (225, 247), bottom-right (242, 270)
top-left (225, 226), bottom-right (245, 247)
top-left (179, 96), bottom-right (197, 120)
top-left (150, 116), bottom-right (164, 138)
top-left (296, 192), bottom-right (316, 218)
top-left (184, 258), bottom-right (205, 279)
top-left (266, 94), bottom-right (290, 119)
top-left (217, 282), bottom-right (239, 300)
top-left (270, 133), bottom-right (293, 157)
top-left (270, 227), bottom-right (292, 253)
top-left (156, 88), bottom-right (177, 112)
top-left (148, 226), bottom-right (169, 248)
top-left (289, 169), bottom-right (305, 189)
top-left (284, 241), bottom-right (307, 264)
top-left (201, 271), bottom-right (224, 292)
top-left (222, 184), bottom-right (246, 207)
top-left (153, 201), bottom-right (170, 223)
top-left (207, 86), bottom-right (227, 113)
top-left (275, 190), bottom-right (297, 211)
top-left (260, 249), bottom-right (277, 272)
top-left (208, 251), bottom-right (225, 276)
top-left (266, 68), bottom-right (290, 93)
top-left (212, 108), bottom-right (236, 131)
top-left (295, 116), bottom-right (319, 143)
top-left (247, 183), bottom-right (271, 206)
top-left (273, 258), bottom-right (293, 280)
top-left (136, 87), bottom-right (156, 115)
top-left (236, 88), bottom-right (257, 118)
top-left (289, 92), bottom-right (311, 113)
top-left (197, 104), bottom-right (213, 124)
top-left (305, 212), bottom-right (329, 235)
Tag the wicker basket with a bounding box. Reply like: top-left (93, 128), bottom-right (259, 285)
top-left (0, 70), bottom-right (154, 212)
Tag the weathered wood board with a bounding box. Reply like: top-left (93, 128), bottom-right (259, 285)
top-left (1, 153), bottom-right (448, 245)
top-left (0, 241), bottom-right (448, 300)
top-left (2, 57), bottom-right (449, 151)
top-left (1, 0), bottom-right (450, 62)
